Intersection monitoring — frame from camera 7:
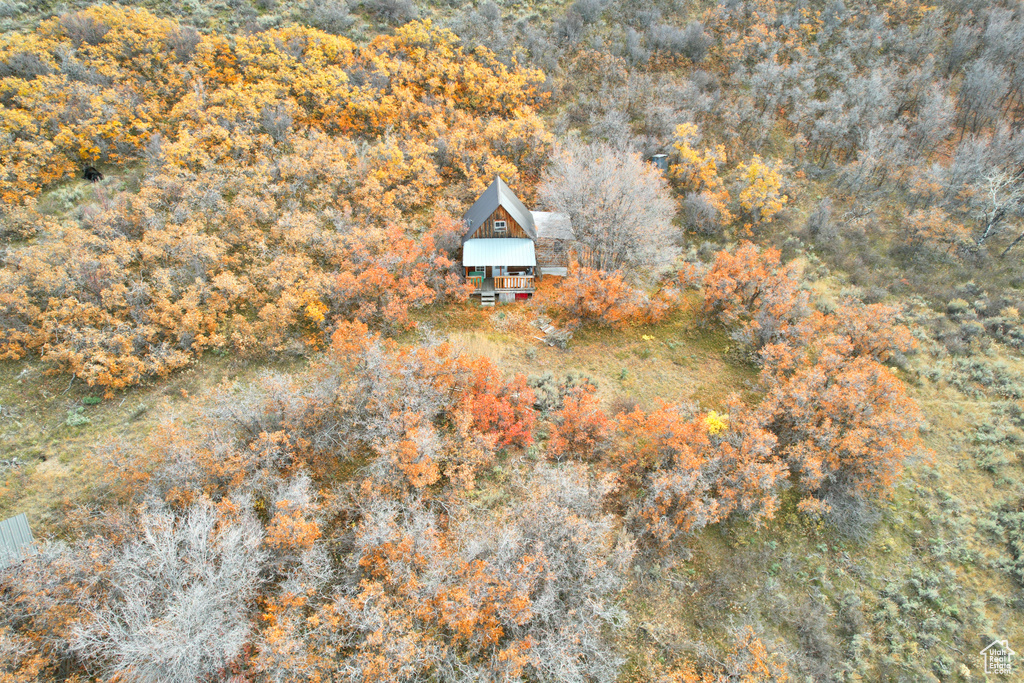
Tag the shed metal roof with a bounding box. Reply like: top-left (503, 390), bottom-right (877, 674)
top-left (463, 238), bottom-right (536, 267)
top-left (462, 176), bottom-right (537, 241)
top-left (0, 513), bottom-right (35, 570)
top-left (531, 211), bottom-right (574, 240)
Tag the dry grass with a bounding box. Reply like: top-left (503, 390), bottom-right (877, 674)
top-left (432, 296), bottom-right (760, 412)
top-left (0, 354), bottom-right (307, 533)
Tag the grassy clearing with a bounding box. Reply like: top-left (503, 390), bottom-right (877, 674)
top-left (420, 295), bottom-right (760, 412)
top-left (0, 353), bottom-right (308, 533)
top-left (35, 161), bottom-right (148, 217)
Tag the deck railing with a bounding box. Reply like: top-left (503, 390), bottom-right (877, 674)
top-left (467, 275), bottom-right (484, 289)
top-left (493, 275), bottom-right (534, 290)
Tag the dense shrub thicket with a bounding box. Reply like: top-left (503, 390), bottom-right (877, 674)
top-left (0, 246), bottom-right (926, 681)
top-left (0, 8), bottom-right (551, 389)
top-left (3, 0), bottom-right (1020, 678)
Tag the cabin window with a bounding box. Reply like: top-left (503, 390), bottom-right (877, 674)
top-left (493, 220), bottom-right (507, 234)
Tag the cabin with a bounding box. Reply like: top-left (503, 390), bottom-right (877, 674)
top-left (462, 176), bottom-right (575, 306)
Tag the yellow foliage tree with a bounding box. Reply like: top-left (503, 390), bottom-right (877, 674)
top-left (670, 123), bottom-right (733, 227)
top-left (735, 155), bottom-right (788, 224)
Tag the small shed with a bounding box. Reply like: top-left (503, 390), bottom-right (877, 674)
top-left (531, 210), bottom-right (574, 274)
top-left (0, 513), bottom-right (35, 570)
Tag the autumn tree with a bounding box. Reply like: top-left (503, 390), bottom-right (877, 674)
top-left (822, 299), bottom-right (917, 363)
top-left (463, 358), bottom-right (537, 449)
top-left (538, 139), bottom-right (678, 271)
top-left (0, 627), bottom-right (47, 683)
top-left (734, 155), bottom-right (788, 225)
top-left (542, 260), bottom-right (677, 329)
top-left (621, 400), bottom-right (784, 547)
top-left (700, 242), bottom-right (811, 350)
top-left (758, 340), bottom-right (922, 516)
top-left (671, 123), bottom-right (733, 233)
top-left (547, 380), bottom-right (611, 461)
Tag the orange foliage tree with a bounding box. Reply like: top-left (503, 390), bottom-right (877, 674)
top-left (821, 299), bottom-right (917, 363)
top-left (546, 380), bottom-right (611, 461)
top-left (757, 340), bottom-right (922, 514)
top-left (541, 261), bottom-right (678, 329)
top-left (620, 399), bottom-right (784, 546)
top-left (700, 241), bottom-right (811, 349)
top-left (464, 359), bottom-right (537, 449)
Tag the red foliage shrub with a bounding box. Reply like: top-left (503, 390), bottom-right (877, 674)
top-left (546, 381), bottom-right (611, 460)
top-left (541, 261), bottom-right (677, 329)
top-left (464, 359), bottom-right (537, 449)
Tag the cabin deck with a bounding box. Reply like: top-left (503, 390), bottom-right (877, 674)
top-left (468, 276), bottom-right (535, 294)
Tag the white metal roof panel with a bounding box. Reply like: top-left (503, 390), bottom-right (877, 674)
top-left (462, 238), bottom-right (536, 267)
top-left (0, 513), bottom-right (35, 570)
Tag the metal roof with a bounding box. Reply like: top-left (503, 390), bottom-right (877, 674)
top-left (463, 238), bottom-right (536, 267)
top-left (531, 211), bottom-right (574, 240)
top-left (462, 176), bottom-right (537, 241)
top-left (0, 513), bottom-right (35, 570)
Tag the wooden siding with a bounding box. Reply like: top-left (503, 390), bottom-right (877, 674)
top-left (467, 206), bottom-right (529, 240)
top-left (536, 237), bottom-right (572, 267)
top-left (536, 238), bottom-right (599, 270)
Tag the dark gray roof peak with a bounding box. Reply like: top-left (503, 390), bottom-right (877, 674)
top-left (462, 175), bottom-right (537, 241)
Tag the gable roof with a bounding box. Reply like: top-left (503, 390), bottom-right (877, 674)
top-left (462, 176), bottom-right (536, 241)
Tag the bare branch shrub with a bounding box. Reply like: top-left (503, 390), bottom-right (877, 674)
top-left (364, 0), bottom-right (418, 25)
top-left (303, 0), bottom-right (356, 34)
top-left (647, 21), bottom-right (712, 62)
top-left (539, 139), bottom-right (678, 272)
top-left (58, 12), bottom-right (110, 46)
top-left (70, 501), bottom-right (266, 683)
top-left (683, 191), bottom-right (726, 235)
top-left (0, 52), bottom-right (51, 79)
top-left (167, 26), bottom-right (201, 62)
